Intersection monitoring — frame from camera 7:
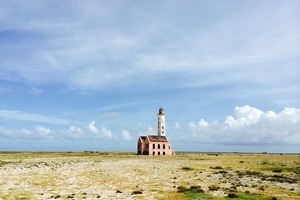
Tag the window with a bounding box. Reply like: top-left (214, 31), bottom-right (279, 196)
top-left (169, 146), bottom-right (170, 149)
top-left (153, 144), bottom-right (155, 149)
top-left (163, 144), bottom-right (165, 149)
top-left (153, 151), bottom-right (155, 156)
top-left (163, 152), bottom-right (165, 155)
top-left (162, 126), bottom-right (164, 129)
top-left (158, 152), bottom-right (160, 155)
top-left (158, 144), bottom-right (160, 149)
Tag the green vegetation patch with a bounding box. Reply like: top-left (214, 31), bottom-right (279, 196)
top-left (177, 185), bottom-right (212, 200)
top-left (0, 160), bottom-right (14, 167)
top-left (236, 170), bottom-right (261, 177)
top-left (225, 192), bottom-right (278, 200)
top-left (259, 160), bottom-right (300, 174)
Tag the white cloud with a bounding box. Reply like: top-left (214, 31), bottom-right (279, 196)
top-left (189, 105), bottom-right (300, 146)
top-left (19, 128), bottom-right (32, 137)
top-left (278, 107), bottom-right (300, 123)
top-left (34, 125), bottom-right (52, 137)
top-left (224, 105), bottom-right (263, 127)
top-left (68, 125), bottom-right (84, 139)
top-left (87, 121), bottom-right (98, 134)
top-left (101, 126), bottom-right (112, 138)
top-left (0, 125), bottom-right (53, 139)
top-left (87, 121), bottom-right (113, 138)
top-left (0, 109), bottom-right (70, 125)
top-left (199, 119), bottom-right (208, 127)
top-left (121, 130), bottom-right (131, 141)
top-left (0, 122), bottom-right (115, 140)
top-left (188, 122), bottom-right (197, 131)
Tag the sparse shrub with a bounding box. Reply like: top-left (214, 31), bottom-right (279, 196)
top-left (190, 186), bottom-right (204, 193)
top-left (0, 160), bottom-right (13, 167)
top-left (272, 168), bottom-right (283, 173)
top-left (237, 170), bottom-right (261, 177)
top-left (239, 161), bottom-right (245, 163)
top-left (261, 160), bottom-right (269, 165)
top-left (208, 185), bottom-right (220, 191)
top-left (228, 193), bottom-right (238, 198)
top-left (182, 166), bottom-right (193, 171)
top-left (261, 176), bottom-right (266, 181)
top-left (293, 167), bottom-right (300, 175)
top-left (266, 174), bottom-right (297, 183)
top-left (177, 185), bottom-right (204, 193)
top-left (116, 190), bottom-right (122, 193)
top-left (210, 166), bottom-right (223, 169)
top-left (259, 186), bottom-right (265, 191)
top-left (131, 190), bottom-right (143, 195)
top-left (177, 186), bottom-right (188, 193)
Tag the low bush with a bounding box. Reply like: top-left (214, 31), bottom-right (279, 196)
top-left (272, 168), bottom-right (282, 173)
top-left (228, 193), bottom-right (238, 198)
top-left (181, 166), bottom-right (193, 171)
top-left (131, 190), bottom-right (142, 195)
top-left (177, 185), bottom-right (204, 193)
top-left (210, 166), bottom-right (223, 169)
top-left (208, 185), bottom-right (220, 191)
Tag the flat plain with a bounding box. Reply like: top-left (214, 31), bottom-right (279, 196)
top-left (0, 152), bottom-right (299, 200)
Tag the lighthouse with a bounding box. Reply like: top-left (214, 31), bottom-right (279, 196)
top-left (137, 107), bottom-right (175, 155)
top-left (158, 107), bottom-right (166, 136)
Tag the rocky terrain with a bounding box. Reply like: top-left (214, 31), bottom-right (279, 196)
top-left (0, 152), bottom-right (299, 199)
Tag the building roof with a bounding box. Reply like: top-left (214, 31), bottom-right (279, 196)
top-left (148, 135), bottom-right (169, 142)
top-left (139, 136), bottom-right (147, 143)
top-left (138, 135), bottom-right (169, 143)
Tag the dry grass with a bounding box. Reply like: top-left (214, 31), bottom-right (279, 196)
top-left (0, 152), bottom-right (299, 200)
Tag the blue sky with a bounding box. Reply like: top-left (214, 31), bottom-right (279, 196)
top-left (0, 0), bottom-right (299, 152)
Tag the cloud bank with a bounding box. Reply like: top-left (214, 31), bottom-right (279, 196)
top-left (189, 105), bottom-right (300, 146)
top-left (0, 105), bottom-right (299, 152)
top-left (0, 120), bottom-right (114, 140)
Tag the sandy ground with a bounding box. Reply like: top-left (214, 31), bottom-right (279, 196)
top-left (0, 153), bottom-right (299, 199)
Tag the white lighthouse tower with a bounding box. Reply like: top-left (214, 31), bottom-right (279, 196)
top-left (158, 107), bottom-right (166, 136)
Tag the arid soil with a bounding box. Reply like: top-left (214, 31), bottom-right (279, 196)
top-left (0, 152), bottom-right (299, 199)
